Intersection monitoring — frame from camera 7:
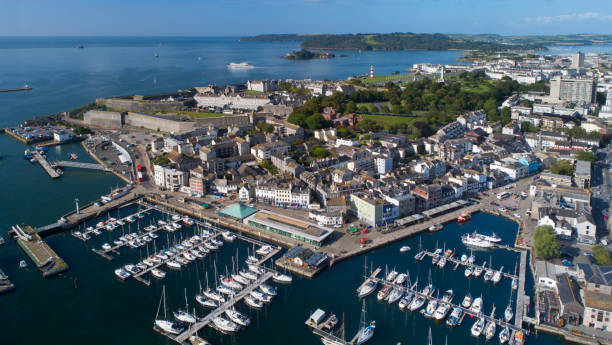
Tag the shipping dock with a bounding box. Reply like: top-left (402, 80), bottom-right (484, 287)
top-left (10, 225), bottom-right (68, 277)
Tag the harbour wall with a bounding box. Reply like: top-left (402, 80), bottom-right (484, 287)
top-left (96, 97), bottom-right (186, 113)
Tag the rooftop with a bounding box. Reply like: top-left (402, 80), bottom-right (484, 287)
top-left (219, 203), bottom-right (259, 220)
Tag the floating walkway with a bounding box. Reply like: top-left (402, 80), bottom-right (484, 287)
top-left (367, 274), bottom-right (527, 336)
top-left (159, 269), bottom-right (276, 344)
top-left (421, 249), bottom-right (518, 281)
top-left (74, 207), bottom-right (152, 243)
top-left (515, 250), bottom-right (527, 328)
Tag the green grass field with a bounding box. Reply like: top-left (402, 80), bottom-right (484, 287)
top-left (359, 74), bottom-right (413, 84)
top-left (359, 114), bottom-right (416, 126)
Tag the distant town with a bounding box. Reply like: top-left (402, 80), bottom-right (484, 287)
top-left (5, 49), bottom-right (612, 344)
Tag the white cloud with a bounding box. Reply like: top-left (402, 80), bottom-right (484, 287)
top-left (524, 12), bottom-right (612, 24)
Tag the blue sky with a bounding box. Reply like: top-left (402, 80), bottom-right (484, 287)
top-left (2, 0), bottom-right (612, 36)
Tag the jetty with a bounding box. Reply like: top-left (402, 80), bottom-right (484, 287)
top-left (10, 225), bottom-right (68, 277)
top-left (0, 86), bottom-right (32, 93)
top-left (0, 268), bottom-right (15, 295)
top-left (305, 310), bottom-right (362, 345)
top-left (33, 151), bottom-right (60, 178)
top-left (421, 249), bottom-right (518, 281)
top-left (158, 268), bottom-right (276, 344)
top-left (52, 160), bottom-right (109, 171)
top-left (515, 250), bottom-right (527, 328)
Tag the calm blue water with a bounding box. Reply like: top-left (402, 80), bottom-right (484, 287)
top-left (0, 37), bottom-right (565, 345)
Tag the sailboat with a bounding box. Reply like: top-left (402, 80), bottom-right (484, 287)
top-left (154, 286), bottom-right (186, 335)
top-left (504, 286), bottom-right (514, 322)
top-left (355, 301), bottom-right (376, 345)
top-left (174, 288), bottom-right (197, 324)
top-left (188, 308), bottom-right (210, 345)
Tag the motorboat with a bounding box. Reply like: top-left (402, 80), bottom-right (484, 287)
top-left (249, 290), bottom-right (272, 303)
top-left (195, 294), bottom-right (218, 308)
top-left (204, 242), bottom-right (218, 251)
top-left (101, 243), bottom-right (112, 251)
top-left (166, 260), bottom-right (182, 269)
top-left (470, 317), bottom-right (485, 337)
top-left (225, 308), bottom-right (251, 327)
top-left (414, 251), bottom-right (426, 261)
top-left (512, 278), bottom-right (519, 290)
top-left (428, 224), bottom-right (443, 232)
top-left (484, 269), bottom-right (494, 282)
top-left (457, 213), bottom-right (471, 224)
top-left (191, 249), bottom-right (205, 259)
top-left (499, 326), bottom-right (510, 344)
top-left (155, 320), bottom-right (185, 335)
top-left (462, 293), bottom-right (473, 308)
top-left (175, 256), bottom-right (189, 265)
top-left (172, 214), bottom-right (182, 221)
top-left (220, 276), bottom-right (243, 291)
top-left (484, 319), bottom-right (496, 340)
top-left (227, 62), bottom-right (255, 70)
top-left (441, 289), bottom-right (454, 303)
top-left (114, 268), bottom-right (131, 280)
top-left (424, 299), bottom-right (438, 318)
top-left (446, 307), bottom-right (463, 326)
top-left (377, 286), bottom-right (391, 301)
top-left (434, 303), bottom-right (451, 320)
top-left (473, 266), bottom-right (484, 277)
top-left (143, 259), bottom-right (155, 267)
top-left (260, 284), bottom-right (277, 296)
top-left (124, 264), bottom-right (141, 275)
top-left (149, 255), bottom-right (162, 264)
top-left (210, 238), bottom-right (223, 247)
top-left (399, 246), bottom-right (411, 252)
top-left (357, 280), bottom-right (377, 298)
top-left (470, 296), bottom-right (483, 314)
top-left (244, 295), bottom-right (263, 309)
top-left (152, 268), bottom-right (166, 279)
top-left (464, 265), bottom-right (474, 277)
top-left (460, 254), bottom-right (468, 263)
top-left (157, 252), bottom-right (169, 260)
top-left (173, 310), bottom-right (196, 324)
top-left (410, 294), bottom-right (427, 312)
top-left (136, 263), bottom-right (148, 271)
top-left (246, 255), bottom-right (259, 265)
top-left (248, 265), bottom-right (265, 275)
top-left (182, 217), bottom-right (194, 226)
top-left (183, 252), bottom-right (196, 261)
top-left (222, 231), bottom-right (236, 242)
top-left (256, 245), bottom-right (273, 256)
top-left (212, 316), bottom-right (240, 333)
top-left (398, 293), bottom-right (414, 310)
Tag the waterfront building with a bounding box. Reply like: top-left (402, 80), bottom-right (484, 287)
top-left (153, 165), bottom-right (186, 191)
top-left (189, 167), bottom-right (205, 196)
top-left (243, 210), bottom-right (333, 247)
top-left (556, 273), bottom-right (584, 326)
top-left (349, 193), bottom-right (399, 227)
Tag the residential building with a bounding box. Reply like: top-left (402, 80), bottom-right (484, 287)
top-left (153, 165), bottom-right (186, 191)
top-left (349, 193), bottom-right (399, 227)
top-left (550, 76), bottom-right (597, 104)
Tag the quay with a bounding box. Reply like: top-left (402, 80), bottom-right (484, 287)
top-left (9, 225), bottom-right (68, 278)
top-left (0, 268), bottom-right (15, 295)
top-left (33, 151), bottom-right (60, 178)
top-left (515, 250), bottom-right (527, 328)
top-left (421, 249), bottom-right (518, 281)
top-left (161, 269), bottom-right (276, 344)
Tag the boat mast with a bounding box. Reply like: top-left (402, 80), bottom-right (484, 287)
top-left (428, 327), bottom-right (432, 345)
top-left (184, 288), bottom-right (189, 312)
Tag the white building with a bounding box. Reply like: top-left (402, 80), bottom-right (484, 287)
top-left (239, 186), bottom-right (252, 202)
top-left (335, 138), bottom-right (358, 147)
top-left (153, 165), bottom-right (186, 191)
top-left (194, 94), bottom-right (270, 110)
top-left (375, 156), bottom-right (393, 174)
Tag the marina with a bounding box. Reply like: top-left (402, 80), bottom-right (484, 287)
top-left (418, 247), bottom-right (519, 281)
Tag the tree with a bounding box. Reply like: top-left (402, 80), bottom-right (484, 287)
top-left (534, 225), bottom-right (561, 259)
top-left (259, 160), bottom-right (278, 175)
top-left (310, 145), bottom-right (329, 158)
top-left (256, 122), bottom-right (274, 133)
top-left (345, 101), bottom-right (357, 113)
top-left (521, 121), bottom-right (538, 133)
top-left (550, 160), bottom-right (574, 176)
top-left (592, 245), bottom-right (612, 266)
top-left (575, 151), bottom-right (596, 163)
top-left (304, 114), bottom-right (329, 130)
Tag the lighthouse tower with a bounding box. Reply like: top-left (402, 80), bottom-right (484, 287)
top-left (370, 65), bottom-right (374, 79)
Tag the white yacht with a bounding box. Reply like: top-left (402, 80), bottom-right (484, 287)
top-left (399, 246), bottom-right (411, 252)
top-left (484, 319), bottom-right (496, 340)
top-left (387, 288), bottom-right (403, 304)
top-left (221, 231), bottom-right (236, 242)
top-left (355, 301), bottom-right (375, 345)
top-left (225, 308), bottom-right (251, 327)
top-left (461, 293), bottom-right (473, 308)
top-left (227, 62), bottom-right (255, 70)
top-left (433, 303), bottom-right (451, 320)
top-left (357, 280), bottom-right (377, 298)
top-left (464, 265), bottom-right (474, 277)
top-left (173, 310), bottom-right (196, 324)
top-left (470, 296), bottom-right (483, 314)
top-left (492, 268), bottom-right (503, 284)
top-left (244, 295), bottom-right (263, 309)
top-left (256, 245), bottom-right (274, 256)
top-left (212, 316), bottom-right (240, 333)
top-left (166, 260), bottom-right (181, 269)
top-left (195, 294), bottom-right (218, 308)
top-left (152, 268), bottom-right (166, 279)
top-left (499, 326), bottom-right (510, 344)
top-left (424, 299), bottom-right (438, 318)
top-left (204, 289), bottom-right (226, 303)
top-left (155, 320), bottom-right (185, 335)
top-left (461, 233), bottom-right (493, 248)
top-left (240, 270), bottom-right (258, 281)
top-left (273, 272), bottom-right (292, 283)
top-left (471, 317), bottom-right (485, 337)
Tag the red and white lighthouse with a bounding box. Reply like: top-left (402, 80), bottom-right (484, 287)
top-left (370, 65), bottom-right (374, 79)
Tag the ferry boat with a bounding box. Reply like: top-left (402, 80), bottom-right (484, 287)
top-left (225, 308), bottom-right (251, 327)
top-left (470, 317), bottom-right (485, 337)
top-left (428, 224), bottom-right (443, 232)
top-left (446, 307), bottom-right (463, 326)
top-left (195, 294), bottom-right (218, 308)
top-left (212, 316), bottom-right (240, 333)
top-left (461, 233), bottom-right (493, 248)
top-left (273, 272), bottom-right (293, 283)
top-left (114, 268), bottom-right (131, 280)
top-left (457, 213), bottom-right (471, 224)
top-left (227, 62), bottom-right (255, 70)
